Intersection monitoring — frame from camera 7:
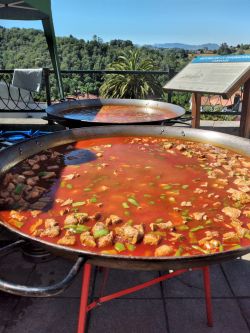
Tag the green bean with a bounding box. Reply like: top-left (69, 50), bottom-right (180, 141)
top-left (66, 183), bottom-right (73, 189)
top-left (190, 226), bottom-right (205, 232)
top-left (163, 184), bottom-right (172, 190)
top-left (114, 242), bottom-right (126, 252)
top-left (128, 197), bottom-right (139, 207)
top-left (175, 246), bottom-right (184, 256)
top-left (126, 244), bottom-right (136, 251)
top-left (93, 229), bottom-right (109, 239)
top-left (14, 183), bottom-right (24, 195)
top-left (72, 201), bottom-right (85, 207)
top-left (175, 224), bottom-right (189, 231)
top-left (191, 245), bottom-right (209, 254)
top-left (122, 202), bottom-right (130, 209)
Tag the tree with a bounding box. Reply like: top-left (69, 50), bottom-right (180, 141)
top-left (100, 50), bottom-right (162, 99)
top-left (217, 43), bottom-right (232, 55)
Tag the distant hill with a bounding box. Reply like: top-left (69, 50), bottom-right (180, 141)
top-left (152, 43), bottom-right (219, 51)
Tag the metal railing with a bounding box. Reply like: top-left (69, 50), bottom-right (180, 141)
top-left (0, 68), bottom-right (243, 120)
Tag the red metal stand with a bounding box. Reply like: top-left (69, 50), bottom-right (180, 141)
top-left (77, 264), bottom-right (213, 333)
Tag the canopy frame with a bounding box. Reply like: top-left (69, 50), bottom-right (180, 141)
top-left (0, 0), bottom-right (64, 99)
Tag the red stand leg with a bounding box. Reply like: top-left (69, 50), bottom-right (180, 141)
top-left (77, 263), bottom-right (92, 333)
top-left (202, 266), bottom-right (213, 327)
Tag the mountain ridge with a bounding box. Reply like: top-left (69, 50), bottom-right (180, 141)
top-left (151, 43), bottom-right (219, 50)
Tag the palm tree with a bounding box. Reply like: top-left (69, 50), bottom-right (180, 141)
top-left (100, 50), bottom-right (162, 99)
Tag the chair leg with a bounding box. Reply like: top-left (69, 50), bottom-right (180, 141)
top-left (77, 263), bottom-right (92, 333)
top-left (202, 266), bottom-right (213, 327)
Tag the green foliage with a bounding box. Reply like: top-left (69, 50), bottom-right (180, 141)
top-left (100, 50), bottom-right (162, 99)
top-left (0, 26), bottom-right (189, 100)
top-left (217, 42), bottom-right (232, 55)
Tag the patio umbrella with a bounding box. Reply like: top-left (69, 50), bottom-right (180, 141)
top-left (0, 0), bottom-right (64, 98)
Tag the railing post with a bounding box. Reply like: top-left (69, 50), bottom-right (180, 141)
top-left (167, 68), bottom-right (175, 103)
top-left (43, 68), bottom-right (52, 106)
top-left (191, 92), bottom-right (201, 128)
top-left (239, 78), bottom-right (250, 138)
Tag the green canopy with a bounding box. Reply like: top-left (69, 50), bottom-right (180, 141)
top-left (0, 0), bottom-right (64, 98)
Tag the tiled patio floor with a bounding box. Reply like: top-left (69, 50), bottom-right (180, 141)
top-left (0, 248), bottom-right (249, 333)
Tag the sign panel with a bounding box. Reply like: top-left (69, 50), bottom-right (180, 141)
top-left (164, 55), bottom-right (250, 97)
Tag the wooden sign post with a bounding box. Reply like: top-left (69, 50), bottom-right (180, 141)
top-left (164, 55), bottom-right (250, 138)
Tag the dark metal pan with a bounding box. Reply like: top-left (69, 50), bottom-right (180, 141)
top-left (0, 126), bottom-right (250, 274)
top-left (45, 99), bottom-right (185, 127)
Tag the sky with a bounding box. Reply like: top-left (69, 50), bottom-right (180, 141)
top-left (1, 0), bottom-right (250, 46)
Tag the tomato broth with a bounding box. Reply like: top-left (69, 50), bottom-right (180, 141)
top-left (0, 136), bottom-right (250, 258)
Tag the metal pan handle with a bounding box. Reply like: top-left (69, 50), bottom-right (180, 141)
top-left (0, 240), bottom-right (86, 297)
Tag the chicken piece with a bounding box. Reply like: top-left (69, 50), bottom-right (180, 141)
top-left (32, 228), bottom-right (43, 237)
top-left (6, 183), bottom-right (15, 192)
top-left (60, 198), bottom-right (73, 207)
top-left (16, 175), bottom-right (26, 183)
top-left (192, 212), bottom-right (207, 221)
top-left (176, 144), bottom-right (186, 151)
top-left (223, 232), bottom-right (240, 243)
top-left (39, 154), bottom-right (48, 161)
top-left (26, 176), bottom-right (39, 186)
top-left (204, 239), bottom-right (220, 250)
top-left (25, 186), bottom-right (46, 201)
top-left (194, 188), bottom-right (205, 194)
top-left (134, 224), bottom-right (144, 239)
top-left (59, 207), bottom-right (70, 216)
top-left (154, 245), bottom-right (173, 257)
top-left (150, 221), bottom-right (173, 231)
top-left (242, 160), bottom-right (250, 168)
top-left (41, 172), bottom-right (56, 180)
top-left (205, 230), bottom-right (219, 238)
top-left (40, 226), bottom-right (60, 238)
top-left (181, 201), bottom-right (192, 207)
top-left (80, 232), bottom-right (96, 247)
top-left (57, 233), bottom-right (76, 246)
top-left (64, 214), bottom-right (78, 225)
top-left (231, 220), bottom-right (247, 238)
top-left (10, 210), bottom-right (27, 222)
top-left (143, 233), bottom-right (161, 246)
top-left (222, 206), bottom-right (241, 219)
top-left (75, 213), bottom-right (89, 224)
top-left (47, 165), bottom-right (59, 170)
top-left (3, 173), bottom-right (13, 186)
top-left (90, 212), bottom-right (102, 221)
top-left (169, 232), bottom-right (185, 241)
top-left (97, 231), bottom-right (114, 248)
top-left (163, 142), bottom-right (173, 149)
top-left (32, 164), bottom-right (40, 170)
top-left (92, 222), bottom-right (106, 234)
top-left (105, 214), bottom-right (122, 226)
top-left (115, 224), bottom-right (143, 244)
top-left (238, 186), bottom-right (250, 193)
top-left (0, 191), bottom-right (10, 198)
top-left (217, 178), bottom-right (228, 186)
top-left (30, 210), bottom-right (41, 218)
top-left (44, 218), bottom-right (58, 228)
top-left (234, 177), bottom-right (250, 186)
top-left (227, 188), bottom-right (250, 204)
